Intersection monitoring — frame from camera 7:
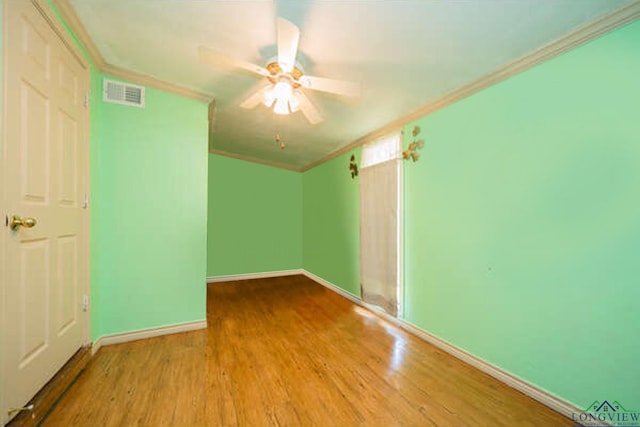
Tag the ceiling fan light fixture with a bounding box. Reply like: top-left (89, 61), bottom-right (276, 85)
top-left (263, 88), bottom-right (276, 108)
top-left (273, 97), bottom-right (290, 115)
top-left (273, 81), bottom-right (292, 100)
top-left (204, 16), bottom-right (356, 124)
top-left (269, 80), bottom-right (294, 115)
top-left (289, 91), bottom-right (300, 113)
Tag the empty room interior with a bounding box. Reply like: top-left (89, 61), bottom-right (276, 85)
top-left (1, 0), bottom-right (639, 426)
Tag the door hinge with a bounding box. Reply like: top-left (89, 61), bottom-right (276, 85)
top-left (82, 295), bottom-right (89, 312)
top-left (84, 93), bottom-right (89, 108)
top-left (82, 193), bottom-right (89, 209)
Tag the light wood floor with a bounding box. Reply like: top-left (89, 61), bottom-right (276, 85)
top-left (42, 275), bottom-right (573, 426)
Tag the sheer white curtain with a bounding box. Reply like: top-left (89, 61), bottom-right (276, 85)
top-left (360, 133), bottom-right (401, 316)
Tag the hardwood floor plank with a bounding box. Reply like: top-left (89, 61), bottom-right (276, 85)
top-left (6, 346), bottom-right (91, 427)
top-left (41, 275), bottom-right (573, 427)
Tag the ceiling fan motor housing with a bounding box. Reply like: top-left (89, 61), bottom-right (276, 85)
top-left (265, 60), bottom-right (304, 87)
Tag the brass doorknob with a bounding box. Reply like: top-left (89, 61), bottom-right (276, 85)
top-left (10, 215), bottom-right (37, 231)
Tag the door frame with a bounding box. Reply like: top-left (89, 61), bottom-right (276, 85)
top-left (0, 0), bottom-right (92, 420)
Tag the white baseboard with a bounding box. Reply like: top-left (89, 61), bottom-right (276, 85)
top-left (388, 318), bottom-right (580, 420)
top-left (301, 270), bottom-right (361, 304)
top-left (301, 269), bottom-right (581, 421)
top-left (88, 270), bottom-right (582, 421)
top-left (207, 269), bottom-right (304, 283)
top-left (92, 319), bottom-right (207, 355)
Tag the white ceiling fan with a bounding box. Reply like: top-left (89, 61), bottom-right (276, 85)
top-left (199, 18), bottom-right (361, 125)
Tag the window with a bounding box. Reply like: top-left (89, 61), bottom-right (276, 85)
top-left (359, 132), bottom-right (402, 316)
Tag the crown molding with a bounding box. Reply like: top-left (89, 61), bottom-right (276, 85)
top-left (49, 0), bottom-right (640, 170)
top-left (209, 149), bottom-right (304, 172)
top-left (50, 0), bottom-right (106, 69)
top-left (301, 123), bottom-right (404, 172)
top-left (32, 0), bottom-right (89, 69)
top-left (51, 0), bottom-right (212, 104)
top-left (102, 63), bottom-right (212, 103)
top-left (301, 0), bottom-right (640, 172)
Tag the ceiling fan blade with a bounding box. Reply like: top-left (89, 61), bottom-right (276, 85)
top-left (198, 46), bottom-right (268, 77)
top-left (277, 18), bottom-right (300, 73)
top-left (239, 84), bottom-right (272, 109)
top-left (294, 90), bottom-right (323, 124)
top-left (299, 75), bottom-right (361, 99)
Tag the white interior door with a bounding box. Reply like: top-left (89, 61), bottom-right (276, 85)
top-left (2, 1), bottom-right (89, 423)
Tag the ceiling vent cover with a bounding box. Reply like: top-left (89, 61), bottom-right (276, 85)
top-left (103, 78), bottom-right (145, 107)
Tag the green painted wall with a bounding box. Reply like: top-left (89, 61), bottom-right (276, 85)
top-left (96, 82), bottom-right (208, 336)
top-left (43, 1), bottom-right (208, 338)
top-left (88, 71), bottom-right (102, 340)
top-left (302, 151), bottom-right (361, 297)
top-left (8, 0), bottom-right (638, 411)
top-left (41, 2), bottom-right (209, 339)
top-left (207, 154), bottom-right (302, 277)
top-left (46, 0), bottom-right (92, 60)
top-left (403, 20), bottom-right (640, 408)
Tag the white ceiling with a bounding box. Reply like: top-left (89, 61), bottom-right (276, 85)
top-left (68, 0), bottom-right (629, 169)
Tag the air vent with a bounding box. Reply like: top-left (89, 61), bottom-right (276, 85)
top-left (103, 78), bottom-right (145, 108)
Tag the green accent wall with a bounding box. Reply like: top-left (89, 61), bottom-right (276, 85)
top-left (40, 2), bottom-right (209, 339)
top-left (302, 151), bottom-right (361, 297)
top-left (45, 0), bottom-right (91, 61)
top-left (207, 154), bottom-right (302, 277)
top-left (88, 70), bottom-right (102, 340)
top-left (6, 0), bottom-right (639, 413)
top-left (95, 81), bottom-right (208, 336)
top-left (403, 20), bottom-right (640, 408)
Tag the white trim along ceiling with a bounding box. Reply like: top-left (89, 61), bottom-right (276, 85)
top-left (54, 0), bottom-right (640, 171)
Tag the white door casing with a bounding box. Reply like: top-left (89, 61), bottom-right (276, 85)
top-left (1, 1), bottom-right (90, 423)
